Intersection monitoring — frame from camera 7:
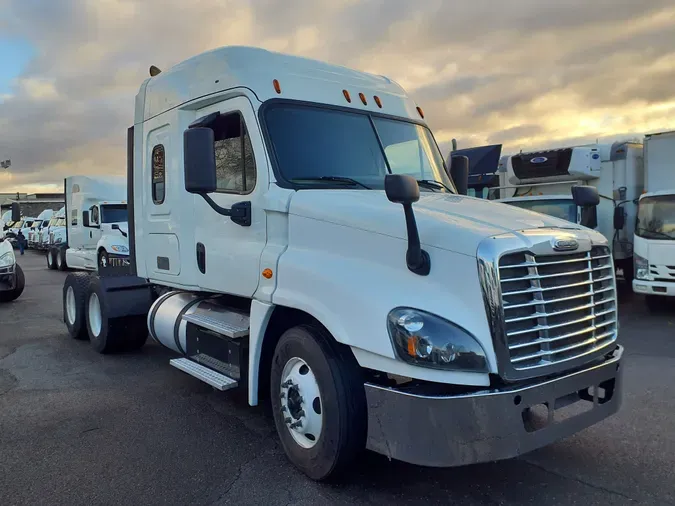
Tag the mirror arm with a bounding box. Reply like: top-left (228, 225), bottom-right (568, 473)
top-left (200, 193), bottom-right (251, 227)
top-left (402, 203), bottom-right (431, 276)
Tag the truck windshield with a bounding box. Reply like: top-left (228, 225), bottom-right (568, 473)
top-left (100, 205), bottom-right (128, 224)
top-left (264, 103), bottom-right (456, 192)
top-left (31, 221), bottom-right (41, 228)
top-left (12, 221), bottom-right (23, 229)
top-left (56, 218), bottom-right (66, 227)
top-left (636, 195), bottom-right (675, 240)
top-left (502, 199), bottom-right (578, 223)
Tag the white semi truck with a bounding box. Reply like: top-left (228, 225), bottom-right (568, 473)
top-left (47, 176), bottom-right (130, 272)
top-left (37, 206), bottom-right (65, 251)
top-left (61, 46), bottom-right (623, 480)
top-left (28, 209), bottom-right (55, 249)
top-left (0, 203), bottom-right (25, 302)
top-left (633, 130), bottom-right (675, 310)
top-left (456, 142), bottom-right (644, 284)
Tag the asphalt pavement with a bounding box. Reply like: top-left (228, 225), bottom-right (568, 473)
top-left (1, 252), bottom-right (674, 505)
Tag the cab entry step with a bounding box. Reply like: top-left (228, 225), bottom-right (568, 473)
top-left (169, 358), bottom-right (238, 391)
top-left (182, 312), bottom-right (249, 338)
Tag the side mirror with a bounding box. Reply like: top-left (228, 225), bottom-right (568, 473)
top-left (184, 127), bottom-right (217, 194)
top-left (11, 202), bottom-right (20, 222)
top-left (571, 185), bottom-right (600, 207)
top-left (385, 173), bottom-right (420, 204)
top-left (385, 174), bottom-right (430, 276)
top-left (82, 211), bottom-right (90, 227)
top-left (572, 185), bottom-right (599, 229)
top-left (449, 155), bottom-right (469, 196)
top-left (613, 206), bottom-right (625, 230)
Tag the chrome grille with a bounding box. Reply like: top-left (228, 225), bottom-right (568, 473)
top-left (499, 246), bottom-right (617, 371)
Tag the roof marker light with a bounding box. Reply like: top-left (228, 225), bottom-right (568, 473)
top-left (416, 106), bottom-right (425, 119)
top-left (273, 79), bottom-right (281, 94)
top-left (359, 93), bottom-right (367, 105)
top-left (374, 96), bottom-right (382, 108)
top-left (343, 90), bottom-right (352, 103)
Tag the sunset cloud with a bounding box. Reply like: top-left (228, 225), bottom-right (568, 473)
top-left (1, 0), bottom-right (674, 191)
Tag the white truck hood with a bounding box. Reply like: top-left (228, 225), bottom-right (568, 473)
top-left (288, 190), bottom-right (584, 257)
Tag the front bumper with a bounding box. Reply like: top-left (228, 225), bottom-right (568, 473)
top-left (633, 279), bottom-right (675, 297)
top-left (0, 264), bottom-right (17, 291)
top-left (365, 345), bottom-right (623, 467)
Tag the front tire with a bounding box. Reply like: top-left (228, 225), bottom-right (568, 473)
top-left (0, 264), bottom-right (25, 302)
top-left (646, 295), bottom-right (669, 313)
top-left (98, 249), bottom-right (109, 271)
top-left (56, 248), bottom-right (68, 271)
top-left (63, 272), bottom-right (91, 339)
top-left (270, 324), bottom-right (367, 481)
top-left (47, 248), bottom-right (57, 270)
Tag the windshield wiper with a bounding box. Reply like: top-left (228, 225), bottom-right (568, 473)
top-left (637, 227), bottom-right (674, 240)
top-left (291, 176), bottom-right (371, 189)
top-left (417, 179), bottom-right (453, 193)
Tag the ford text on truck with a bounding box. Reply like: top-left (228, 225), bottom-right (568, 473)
top-left (47, 176), bottom-right (130, 272)
top-left (61, 46), bottom-right (623, 480)
top-left (0, 203), bottom-right (25, 302)
top-left (456, 141), bottom-right (644, 284)
top-left (633, 130), bottom-right (675, 310)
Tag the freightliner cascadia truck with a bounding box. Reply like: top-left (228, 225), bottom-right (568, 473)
top-left (61, 46), bottom-right (623, 480)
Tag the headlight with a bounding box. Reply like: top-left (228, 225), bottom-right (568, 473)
top-left (110, 245), bottom-right (129, 253)
top-left (634, 253), bottom-right (651, 281)
top-left (387, 308), bottom-right (488, 372)
top-left (0, 250), bottom-right (16, 268)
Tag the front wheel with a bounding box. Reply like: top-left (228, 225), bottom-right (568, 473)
top-left (98, 250), bottom-right (109, 270)
top-left (646, 295), bottom-right (669, 313)
top-left (56, 248), bottom-right (68, 271)
top-left (0, 264), bottom-right (25, 302)
top-left (270, 324), bottom-right (367, 481)
top-left (47, 248), bottom-right (57, 270)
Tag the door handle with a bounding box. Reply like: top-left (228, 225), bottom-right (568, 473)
top-left (196, 242), bottom-right (206, 274)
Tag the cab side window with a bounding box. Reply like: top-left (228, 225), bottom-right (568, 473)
top-left (152, 144), bottom-right (166, 204)
top-left (211, 112), bottom-right (256, 194)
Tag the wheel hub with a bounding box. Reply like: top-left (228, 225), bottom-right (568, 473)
top-left (279, 357), bottom-right (323, 449)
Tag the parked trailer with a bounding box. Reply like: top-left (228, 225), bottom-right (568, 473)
top-left (62, 46), bottom-right (623, 481)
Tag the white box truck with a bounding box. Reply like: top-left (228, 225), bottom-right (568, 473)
top-left (61, 46), bottom-right (623, 481)
top-left (633, 130), bottom-right (675, 310)
top-left (455, 141), bottom-right (644, 284)
top-left (47, 176), bottom-right (130, 272)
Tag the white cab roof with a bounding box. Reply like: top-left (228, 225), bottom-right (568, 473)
top-left (136, 46), bottom-right (422, 124)
top-left (640, 190), bottom-right (675, 199)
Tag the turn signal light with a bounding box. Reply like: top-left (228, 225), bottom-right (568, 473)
top-left (262, 268), bottom-right (273, 279)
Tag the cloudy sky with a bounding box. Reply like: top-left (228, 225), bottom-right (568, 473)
top-left (1, 0), bottom-right (675, 193)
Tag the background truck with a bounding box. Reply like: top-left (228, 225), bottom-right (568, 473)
top-left (37, 206), bottom-right (65, 251)
top-left (632, 130), bottom-right (675, 310)
top-left (61, 46), bottom-right (623, 481)
top-left (47, 176), bottom-right (130, 272)
top-left (27, 209), bottom-right (54, 249)
top-left (0, 203), bottom-right (25, 302)
top-left (454, 141), bottom-right (644, 283)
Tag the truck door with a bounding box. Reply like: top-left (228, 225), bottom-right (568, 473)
top-left (191, 96), bottom-right (269, 297)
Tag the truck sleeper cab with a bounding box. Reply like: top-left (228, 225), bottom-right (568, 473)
top-left (61, 46), bottom-right (623, 481)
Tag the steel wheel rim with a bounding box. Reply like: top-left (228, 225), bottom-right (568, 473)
top-left (280, 357), bottom-right (323, 449)
top-left (56, 252), bottom-right (62, 268)
top-left (66, 286), bottom-right (77, 325)
top-left (48, 250), bottom-right (53, 265)
top-left (88, 292), bottom-right (102, 337)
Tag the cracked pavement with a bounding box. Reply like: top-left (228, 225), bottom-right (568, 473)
top-left (1, 253), bottom-right (675, 505)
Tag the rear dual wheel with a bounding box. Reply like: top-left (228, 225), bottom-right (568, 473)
top-left (63, 273), bottom-right (147, 352)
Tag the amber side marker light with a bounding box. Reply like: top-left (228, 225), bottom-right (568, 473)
top-left (374, 96), bottom-right (383, 108)
top-left (416, 106), bottom-right (425, 119)
top-left (262, 268), bottom-right (273, 279)
top-left (343, 89), bottom-right (352, 103)
top-left (359, 93), bottom-right (368, 105)
top-left (273, 79), bottom-right (282, 94)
